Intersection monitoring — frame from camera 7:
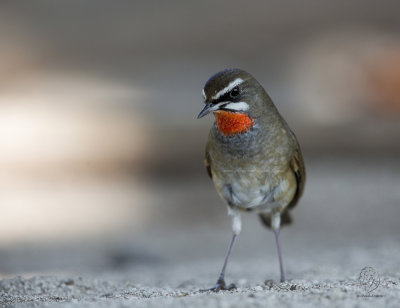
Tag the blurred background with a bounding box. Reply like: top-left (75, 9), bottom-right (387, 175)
top-left (0, 1), bottom-right (399, 280)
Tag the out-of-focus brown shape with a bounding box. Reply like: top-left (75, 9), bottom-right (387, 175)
top-left (286, 28), bottom-right (400, 126)
top-left (367, 46), bottom-right (400, 114)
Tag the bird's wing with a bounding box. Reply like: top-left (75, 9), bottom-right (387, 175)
top-left (259, 146), bottom-right (305, 229)
top-left (204, 150), bottom-right (213, 179)
top-left (287, 146), bottom-right (305, 209)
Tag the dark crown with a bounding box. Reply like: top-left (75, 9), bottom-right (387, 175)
top-left (203, 69), bottom-right (252, 102)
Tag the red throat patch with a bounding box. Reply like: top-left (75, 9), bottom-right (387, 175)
top-left (213, 110), bottom-right (254, 136)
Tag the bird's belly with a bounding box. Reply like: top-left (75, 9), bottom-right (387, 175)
top-left (230, 184), bottom-right (273, 209)
top-left (213, 171), bottom-right (279, 211)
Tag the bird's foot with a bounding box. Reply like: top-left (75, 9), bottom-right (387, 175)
top-left (200, 279), bottom-right (236, 292)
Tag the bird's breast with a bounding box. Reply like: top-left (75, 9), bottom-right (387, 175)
top-left (207, 117), bottom-right (296, 210)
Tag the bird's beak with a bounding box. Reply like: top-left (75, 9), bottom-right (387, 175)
top-left (197, 102), bottom-right (218, 119)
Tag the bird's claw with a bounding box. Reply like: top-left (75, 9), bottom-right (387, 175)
top-left (200, 279), bottom-right (236, 292)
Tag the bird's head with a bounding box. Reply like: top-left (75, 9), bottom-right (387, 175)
top-left (197, 68), bottom-right (266, 136)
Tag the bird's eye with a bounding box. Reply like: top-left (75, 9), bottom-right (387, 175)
top-left (230, 87), bottom-right (240, 98)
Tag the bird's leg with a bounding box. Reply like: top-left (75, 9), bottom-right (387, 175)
top-left (215, 233), bottom-right (238, 289)
top-left (201, 208), bottom-right (241, 292)
top-left (272, 212), bottom-right (285, 282)
top-left (203, 233), bottom-right (238, 292)
top-left (274, 228), bottom-right (285, 282)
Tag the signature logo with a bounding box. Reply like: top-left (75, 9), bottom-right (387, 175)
top-left (358, 267), bottom-right (380, 295)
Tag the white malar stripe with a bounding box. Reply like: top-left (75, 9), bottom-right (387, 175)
top-left (212, 78), bottom-right (244, 100)
top-left (223, 101), bottom-right (249, 111)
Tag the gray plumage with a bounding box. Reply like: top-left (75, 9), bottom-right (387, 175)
top-left (203, 69), bottom-right (305, 227)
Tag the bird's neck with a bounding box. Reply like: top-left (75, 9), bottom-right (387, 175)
top-left (213, 110), bottom-right (254, 136)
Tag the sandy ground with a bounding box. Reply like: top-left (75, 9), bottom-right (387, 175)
top-left (1, 157), bottom-right (400, 307)
top-left (1, 238), bottom-right (399, 308)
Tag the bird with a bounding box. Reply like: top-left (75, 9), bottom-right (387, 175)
top-left (197, 68), bottom-right (305, 292)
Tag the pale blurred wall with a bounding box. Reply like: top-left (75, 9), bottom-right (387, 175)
top-left (0, 0), bottom-right (400, 246)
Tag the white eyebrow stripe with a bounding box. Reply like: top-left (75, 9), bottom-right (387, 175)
top-left (212, 78), bottom-right (244, 100)
top-left (201, 88), bottom-right (206, 100)
top-left (223, 101), bottom-right (249, 111)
